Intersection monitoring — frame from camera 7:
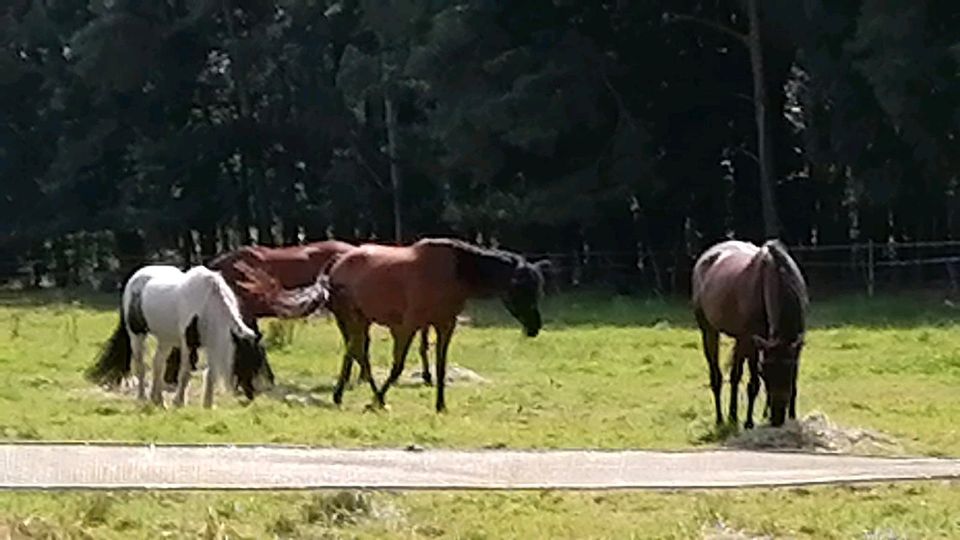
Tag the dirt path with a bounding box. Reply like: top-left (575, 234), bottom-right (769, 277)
top-left (1, 444), bottom-right (959, 491)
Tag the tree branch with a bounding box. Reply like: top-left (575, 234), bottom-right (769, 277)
top-left (662, 13), bottom-right (748, 47)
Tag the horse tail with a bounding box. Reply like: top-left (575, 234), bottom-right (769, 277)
top-left (85, 311), bottom-right (132, 386)
top-left (233, 260), bottom-right (330, 319)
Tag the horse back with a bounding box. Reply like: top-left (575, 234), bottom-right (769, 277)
top-left (329, 243), bottom-right (466, 326)
top-left (124, 266), bottom-right (185, 341)
top-left (692, 241), bottom-right (767, 337)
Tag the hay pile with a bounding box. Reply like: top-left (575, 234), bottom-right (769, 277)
top-left (724, 411), bottom-right (902, 455)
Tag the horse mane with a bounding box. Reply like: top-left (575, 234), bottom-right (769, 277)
top-left (205, 248), bottom-right (241, 271)
top-left (417, 238), bottom-right (521, 295)
top-left (196, 267), bottom-right (251, 335)
top-left (761, 240), bottom-right (809, 338)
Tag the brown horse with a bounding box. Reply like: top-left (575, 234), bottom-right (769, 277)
top-left (165, 240), bottom-right (433, 385)
top-left (692, 239), bottom-right (808, 428)
top-left (247, 238), bottom-right (550, 412)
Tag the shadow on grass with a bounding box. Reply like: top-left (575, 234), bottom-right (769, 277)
top-left (2, 288), bottom-right (959, 330)
top-left (466, 290), bottom-right (960, 330)
top-left (690, 421), bottom-right (742, 446)
top-left (0, 289), bottom-right (118, 311)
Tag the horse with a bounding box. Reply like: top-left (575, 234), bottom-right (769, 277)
top-left (691, 239), bottom-right (808, 428)
top-left (242, 238), bottom-right (550, 412)
top-left (175, 240), bottom-right (434, 385)
top-left (85, 265), bottom-right (272, 408)
top-left (159, 241), bottom-right (349, 386)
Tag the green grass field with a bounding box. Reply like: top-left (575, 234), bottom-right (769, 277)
top-left (0, 289), bottom-right (958, 537)
top-left (0, 290), bottom-right (958, 453)
top-left (1, 483), bottom-right (959, 539)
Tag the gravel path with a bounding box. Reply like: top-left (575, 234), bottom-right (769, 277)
top-left (1, 444), bottom-right (959, 491)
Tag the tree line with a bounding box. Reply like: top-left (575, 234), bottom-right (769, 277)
top-left (1, 1), bottom-right (958, 292)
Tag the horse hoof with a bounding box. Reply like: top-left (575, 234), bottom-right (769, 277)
top-left (422, 375), bottom-right (433, 386)
top-left (744, 421), bottom-right (755, 430)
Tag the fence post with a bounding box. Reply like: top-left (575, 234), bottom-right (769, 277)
top-left (867, 239), bottom-right (875, 298)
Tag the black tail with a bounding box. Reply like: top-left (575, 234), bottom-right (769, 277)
top-left (85, 312), bottom-right (132, 386)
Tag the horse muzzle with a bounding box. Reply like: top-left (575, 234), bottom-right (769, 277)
top-left (769, 401), bottom-right (788, 427)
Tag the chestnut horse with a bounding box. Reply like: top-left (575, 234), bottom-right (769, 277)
top-left (692, 239), bottom-right (808, 428)
top-left (247, 238), bottom-right (550, 412)
top-left (165, 240), bottom-right (433, 385)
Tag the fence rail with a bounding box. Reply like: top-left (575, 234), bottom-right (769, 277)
top-left (3, 240), bottom-right (960, 296)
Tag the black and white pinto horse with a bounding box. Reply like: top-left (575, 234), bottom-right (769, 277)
top-left (86, 265), bottom-right (272, 408)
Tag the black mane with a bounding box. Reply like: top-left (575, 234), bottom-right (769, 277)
top-left (763, 240), bottom-right (809, 338)
top-left (417, 238), bottom-right (522, 295)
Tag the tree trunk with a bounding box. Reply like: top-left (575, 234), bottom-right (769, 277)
top-left (747, 0), bottom-right (780, 239)
top-left (180, 229), bottom-right (196, 269)
top-left (224, 1), bottom-right (255, 245)
top-left (113, 229), bottom-right (145, 284)
top-left (385, 91), bottom-right (403, 244)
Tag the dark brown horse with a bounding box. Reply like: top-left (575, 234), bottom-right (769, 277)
top-left (247, 238), bottom-right (550, 412)
top-left (692, 239), bottom-right (808, 428)
top-left (166, 240), bottom-right (433, 385)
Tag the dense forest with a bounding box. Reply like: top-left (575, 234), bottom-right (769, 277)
top-left (1, 1), bottom-right (958, 292)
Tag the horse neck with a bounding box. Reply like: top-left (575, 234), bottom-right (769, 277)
top-left (760, 253), bottom-right (806, 339)
top-left (204, 273), bottom-right (251, 337)
top-left (444, 243), bottom-right (517, 297)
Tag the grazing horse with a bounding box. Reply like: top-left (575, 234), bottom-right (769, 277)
top-left (692, 239), bottom-right (808, 428)
top-left (244, 238), bottom-right (550, 412)
top-left (161, 241), bottom-right (350, 385)
top-left (86, 265), bottom-right (271, 408)
top-left (166, 241), bottom-right (434, 385)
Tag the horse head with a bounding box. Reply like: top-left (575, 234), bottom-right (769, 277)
top-left (502, 259), bottom-right (550, 337)
top-left (751, 334), bottom-right (803, 426)
top-left (231, 330), bottom-right (274, 400)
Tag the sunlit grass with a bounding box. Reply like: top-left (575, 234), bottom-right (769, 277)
top-left (1, 482), bottom-right (958, 539)
top-left (0, 290), bottom-right (958, 453)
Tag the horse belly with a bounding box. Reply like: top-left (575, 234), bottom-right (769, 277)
top-left (140, 284), bottom-right (182, 342)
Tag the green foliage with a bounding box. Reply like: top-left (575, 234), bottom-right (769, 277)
top-left (1, 0), bottom-right (958, 274)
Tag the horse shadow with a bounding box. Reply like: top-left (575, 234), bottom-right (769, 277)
top-left (262, 381), bottom-right (339, 409)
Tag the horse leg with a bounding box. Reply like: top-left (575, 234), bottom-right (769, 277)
top-left (202, 353), bottom-right (219, 409)
top-left (696, 312), bottom-right (723, 425)
top-left (172, 336), bottom-right (193, 407)
top-left (419, 327), bottom-right (432, 386)
top-left (376, 327), bottom-right (416, 407)
top-left (355, 325), bottom-right (379, 401)
top-left (357, 323), bottom-right (373, 384)
top-left (150, 343), bottom-right (172, 406)
top-left (789, 384), bottom-right (797, 420)
top-left (434, 320), bottom-right (456, 413)
top-left (728, 341), bottom-right (746, 425)
top-left (744, 350), bottom-right (761, 429)
top-left (331, 316), bottom-right (355, 390)
top-left (333, 322), bottom-right (371, 405)
top-left (131, 333), bottom-right (147, 401)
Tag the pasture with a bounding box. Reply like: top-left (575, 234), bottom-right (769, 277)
top-left (0, 290), bottom-right (959, 537)
top-left (0, 290), bottom-right (958, 452)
